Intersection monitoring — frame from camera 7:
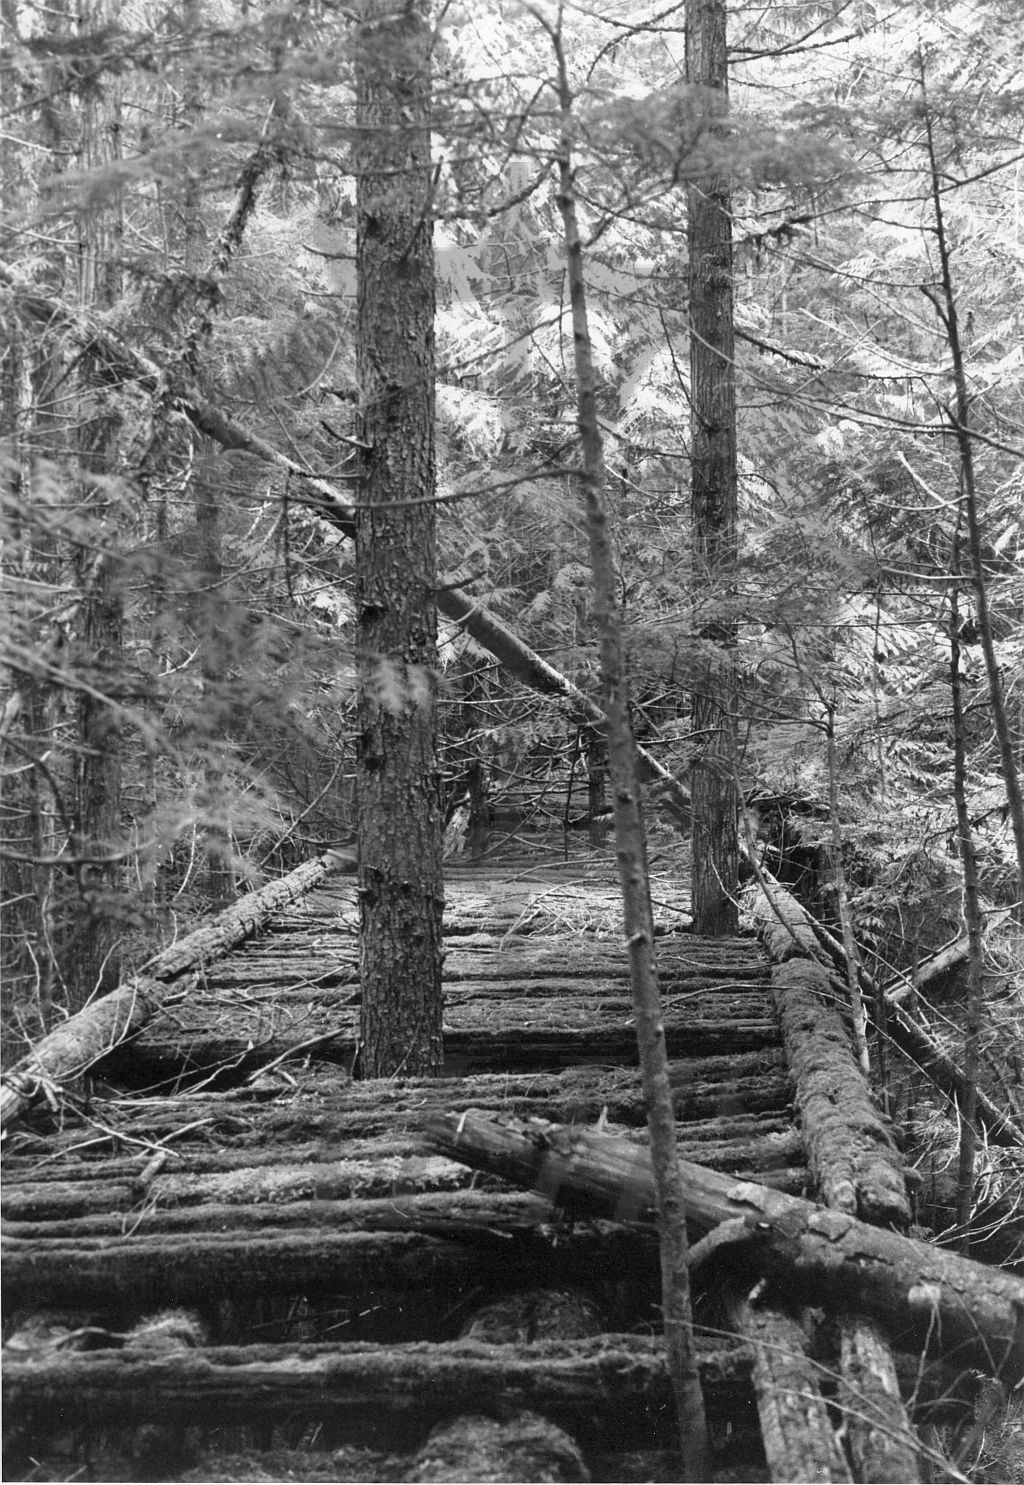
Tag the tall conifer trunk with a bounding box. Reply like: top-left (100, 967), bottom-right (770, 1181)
top-left (70, 0), bottom-right (126, 1007)
top-left (354, 0), bottom-right (443, 1078)
top-left (687, 0), bottom-right (739, 936)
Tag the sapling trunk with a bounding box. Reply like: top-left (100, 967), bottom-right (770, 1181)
top-left (919, 54), bottom-right (1024, 911)
top-left (825, 701), bottom-right (870, 1075)
top-left (549, 20), bottom-right (708, 1478)
top-left (949, 537), bottom-right (983, 1250)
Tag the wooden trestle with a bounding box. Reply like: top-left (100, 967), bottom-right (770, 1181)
top-left (1, 852), bottom-right (1014, 1482)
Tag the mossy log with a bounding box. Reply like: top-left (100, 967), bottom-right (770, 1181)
top-left (0, 852), bottom-right (354, 1132)
top-left (771, 958), bottom-right (910, 1227)
top-left (2, 1334), bottom-right (751, 1439)
top-left (748, 877), bottom-right (1024, 1148)
top-left (770, 956), bottom-right (920, 1476)
top-left (424, 1111), bottom-right (1024, 1382)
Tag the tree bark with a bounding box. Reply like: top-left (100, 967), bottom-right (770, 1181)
top-left (425, 1110), bottom-right (1024, 1382)
top-left (67, 19), bottom-right (127, 1010)
top-left (354, 0), bottom-right (444, 1078)
top-left (687, 0), bottom-right (739, 937)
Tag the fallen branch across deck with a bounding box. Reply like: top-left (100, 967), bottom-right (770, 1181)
top-left (0, 851), bottom-right (354, 1133)
top-left (425, 1110), bottom-right (1024, 1384)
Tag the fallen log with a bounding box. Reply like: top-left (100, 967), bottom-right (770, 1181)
top-left (406, 1411), bottom-right (588, 1483)
top-left (102, 996), bottom-right (779, 1090)
top-left (884, 909), bottom-right (1014, 1007)
top-left (1, 1051), bottom-right (789, 1161)
top-left (770, 953), bottom-right (921, 1477)
top-left (747, 878), bottom-right (1024, 1148)
top-left (0, 852), bottom-right (354, 1132)
top-left (424, 1111), bottom-right (1024, 1383)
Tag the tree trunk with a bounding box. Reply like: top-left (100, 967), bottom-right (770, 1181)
top-left (552, 26), bottom-right (707, 1471)
top-left (68, 25), bottom-right (126, 1009)
top-left (687, 0), bottom-right (739, 937)
top-left (354, 0), bottom-right (443, 1079)
top-left (948, 536), bottom-right (984, 1248)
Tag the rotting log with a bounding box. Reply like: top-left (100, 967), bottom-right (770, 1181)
top-left (0, 852), bottom-right (354, 1132)
top-left (772, 958), bottom-right (910, 1227)
top-left (1, 1334), bottom-right (751, 1439)
top-left (748, 877), bottom-right (1024, 1148)
top-left (884, 913), bottom-right (1012, 1007)
top-left (772, 955), bottom-right (921, 1477)
top-left (409, 1289), bottom-right (603, 1480)
top-left (724, 1288), bottom-right (851, 1484)
top-left (424, 1111), bottom-right (1024, 1382)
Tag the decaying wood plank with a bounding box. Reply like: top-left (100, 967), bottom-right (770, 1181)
top-left (1, 1334), bottom-right (751, 1437)
top-left (0, 852), bottom-right (354, 1132)
top-left (725, 1289), bottom-right (852, 1484)
top-left (424, 1111), bottom-right (1024, 1382)
top-left (772, 957), bottom-right (910, 1227)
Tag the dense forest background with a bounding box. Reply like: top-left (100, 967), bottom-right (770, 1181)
top-left (2, 0), bottom-right (1022, 1248)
